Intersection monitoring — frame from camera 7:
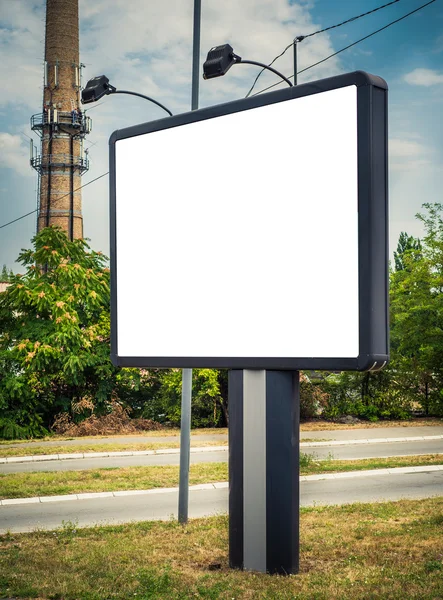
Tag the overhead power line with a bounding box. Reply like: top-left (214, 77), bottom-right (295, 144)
top-left (0, 171), bottom-right (109, 230)
top-left (246, 0), bottom-right (403, 97)
top-left (250, 0), bottom-right (437, 98)
top-left (299, 0), bottom-right (402, 40)
top-left (0, 209), bottom-right (40, 230)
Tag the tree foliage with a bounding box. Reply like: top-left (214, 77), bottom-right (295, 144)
top-left (0, 227), bottom-right (139, 437)
top-left (320, 204), bottom-right (443, 420)
top-left (389, 204), bottom-right (443, 415)
top-left (140, 369), bottom-right (228, 428)
top-left (393, 232), bottom-right (422, 272)
top-left (0, 264), bottom-right (13, 282)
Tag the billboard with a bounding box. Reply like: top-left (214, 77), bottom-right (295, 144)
top-left (110, 71), bottom-right (388, 371)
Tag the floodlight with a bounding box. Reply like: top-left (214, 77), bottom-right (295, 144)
top-left (81, 75), bottom-right (173, 116)
top-left (202, 44), bottom-right (239, 78)
top-left (81, 75), bottom-right (115, 104)
top-left (203, 44), bottom-right (293, 87)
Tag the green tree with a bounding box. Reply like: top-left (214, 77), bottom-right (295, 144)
top-left (389, 204), bottom-right (443, 415)
top-left (319, 213), bottom-right (441, 422)
top-left (0, 264), bottom-right (13, 282)
top-left (320, 367), bottom-right (412, 422)
top-left (393, 232), bottom-right (422, 272)
top-left (0, 227), bottom-right (139, 438)
top-left (142, 368), bottom-right (227, 428)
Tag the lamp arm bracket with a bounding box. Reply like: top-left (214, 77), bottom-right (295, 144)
top-left (111, 89), bottom-right (173, 116)
top-left (236, 58), bottom-right (293, 87)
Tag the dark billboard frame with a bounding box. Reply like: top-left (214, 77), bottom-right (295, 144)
top-left (109, 70), bottom-right (388, 372)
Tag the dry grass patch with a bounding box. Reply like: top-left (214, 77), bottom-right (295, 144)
top-left (0, 439), bottom-right (227, 458)
top-left (0, 428), bottom-right (228, 447)
top-left (0, 498), bottom-right (442, 599)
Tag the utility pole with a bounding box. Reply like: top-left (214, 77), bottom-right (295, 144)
top-left (178, 0), bottom-right (201, 525)
top-left (293, 36), bottom-right (304, 86)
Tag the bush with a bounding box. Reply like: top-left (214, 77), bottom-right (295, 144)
top-left (0, 416), bottom-right (48, 440)
top-left (52, 400), bottom-right (163, 436)
top-left (299, 373), bottom-right (329, 420)
top-left (141, 369), bottom-right (227, 428)
top-left (321, 371), bottom-right (413, 421)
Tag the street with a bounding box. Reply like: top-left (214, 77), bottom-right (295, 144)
top-left (1, 469), bottom-right (442, 533)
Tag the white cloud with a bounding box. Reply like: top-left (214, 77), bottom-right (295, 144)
top-left (0, 132), bottom-right (33, 177)
top-left (404, 68), bottom-right (443, 87)
top-left (0, 1), bottom-right (44, 110)
top-left (390, 138), bottom-right (428, 158)
top-left (389, 137), bottom-right (433, 172)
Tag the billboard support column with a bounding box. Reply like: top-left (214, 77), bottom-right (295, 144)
top-left (229, 369), bottom-right (300, 574)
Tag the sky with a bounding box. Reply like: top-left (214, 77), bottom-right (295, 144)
top-left (0, 0), bottom-right (442, 270)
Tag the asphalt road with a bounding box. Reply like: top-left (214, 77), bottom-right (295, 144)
top-left (1, 470), bottom-right (442, 533)
top-left (1, 439), bottom-right (442, 474)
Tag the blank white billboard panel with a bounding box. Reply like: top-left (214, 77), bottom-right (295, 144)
top-left (110, 71), bottom-right (388, 370)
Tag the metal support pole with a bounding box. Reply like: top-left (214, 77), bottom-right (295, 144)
top-left (178, 0), bottom-right (201, 524)
top-left (178, 368), bottom-right (192, 523)
top-left (229, 369), bottom-right (300, 574)
top-left (191, 0), bottom-right (201, 111)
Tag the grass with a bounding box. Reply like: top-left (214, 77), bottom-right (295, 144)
top-left (302, 453), bottom-right (443, 475)
top-left (0, 439), bottom-right (228, 458)
top-left (0, 427), bottom-right (228, 446)
top-left (0, 497), bottom-right (442, 599)
top-left (0, 463), bottom-right (228, 499)
top-left (1, 454), bottom-right (442, 500)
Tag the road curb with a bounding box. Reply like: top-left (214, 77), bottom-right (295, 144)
top-left (1, 465), bottom-right (442, 507)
